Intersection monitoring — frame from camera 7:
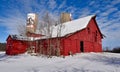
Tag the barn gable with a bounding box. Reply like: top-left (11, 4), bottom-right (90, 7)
top-left (86, 16), bottom-right (103, 38)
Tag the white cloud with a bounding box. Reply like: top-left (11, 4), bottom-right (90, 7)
top-left (101, 8), bottom-right (118, 17)
top-left (58, 0), bottom-right (66, 9)
top-left (1, 14), bottom-right (26, 34)
top-left (111, 0), bottom-right (120, 5)
top-left (48, 0), bottom-right (57, 10)
top-left (89, 1), bottom-right (95, 6)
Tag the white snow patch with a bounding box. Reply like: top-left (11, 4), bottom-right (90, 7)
top-left (0, 52), bottom-right (120, 72)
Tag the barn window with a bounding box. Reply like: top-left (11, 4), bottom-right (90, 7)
top-left (95, 31), bottom-right (97, 42)
top-left (88, 28), bottom-right (90, 34)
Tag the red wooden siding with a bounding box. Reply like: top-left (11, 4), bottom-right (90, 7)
top-left (6, 36), bottom-right (28, 55)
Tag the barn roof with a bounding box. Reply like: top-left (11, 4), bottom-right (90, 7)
top-left (37, 15), bottom-right (96, 38)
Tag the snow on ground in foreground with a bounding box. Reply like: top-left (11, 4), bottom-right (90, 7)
top-left (0, 52), bottom-right (120, 72)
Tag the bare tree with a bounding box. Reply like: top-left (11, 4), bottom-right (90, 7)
top-left (55, 20), bottom-right (63, 56)
top-left (38, 12), bottom-right (57, 57)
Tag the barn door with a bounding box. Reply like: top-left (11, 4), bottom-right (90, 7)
top-left (80, 41), bottom-right (84, 52)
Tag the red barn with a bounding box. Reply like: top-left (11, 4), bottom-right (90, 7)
top-left (6, 15), bottom-right (103, 56)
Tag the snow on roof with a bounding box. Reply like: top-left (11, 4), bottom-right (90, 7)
top-left (10, 35), bottom-right (41, 41)
top-left (38, 15), bottom-right (95, 38)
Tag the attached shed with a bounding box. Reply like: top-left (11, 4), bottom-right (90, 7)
top-left (6, 35), bottom-right (28, 55)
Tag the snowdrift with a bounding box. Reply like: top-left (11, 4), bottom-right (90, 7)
top-left (0, 52), bottom-right (120, 72)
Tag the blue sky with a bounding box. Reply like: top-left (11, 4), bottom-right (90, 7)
top-left (0, 0), bottom-right (120, 49)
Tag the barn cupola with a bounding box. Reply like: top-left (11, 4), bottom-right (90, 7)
top-left (26, 13), bottom-right (38, 35)
top-left (60, 13), bottom-right (72, 23)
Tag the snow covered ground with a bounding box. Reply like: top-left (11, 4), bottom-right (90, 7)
top-left (0, 52), bottom-right (120, 72)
